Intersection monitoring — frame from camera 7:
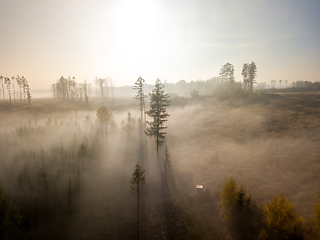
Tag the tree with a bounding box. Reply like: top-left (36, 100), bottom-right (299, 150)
top-left (145, 79), bottom-right (170, 153)
top-left (130, 162), bottom-right (146, 240)
top-left (0, 186), bottom-right (22, 239)
top-left (242, 62), bottom-right (257, 92)
top-left (221, 178), bottom-right (261, 240)
top-left (83, 79), bottom-right (89, 104)
top-left (0, 75), bottom-right (5, 103)
top-left (95, 78), bottom-right (106, 103)
top-left (12, 77), bottom-right (16, 103)
top-left (16, 76), bottom-right (22, 103)
top-left (248, 61), bottom-right (257, 92)
top-left (219, 62), bottom-right (235, 83)
top-left (133, 76), bottom-right (146, 127)
top-left (4, 77), bottom-right (11, 104)
top-left (242, 63), bottom-right (250, 90)
top-left (221, 177), bottom-right (237, 222)
top-left (96, 106), bottom-right (113, 135)
top-left (313, 191), bottom-right (320, 237)
top-left (264, 194), bottom-right (303, 239)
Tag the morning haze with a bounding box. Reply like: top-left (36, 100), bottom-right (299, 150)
top-left (1, 0), bottom-right (320, 90)
top-left (1, 1), bottom-right (320, 240)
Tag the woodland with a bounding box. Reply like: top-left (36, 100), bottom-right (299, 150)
top-left (1, 64), bottom-right (320, 239)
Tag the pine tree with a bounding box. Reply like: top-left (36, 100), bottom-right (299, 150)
top-left (219, 62), bottom-right (235, 83)
top-left (0, 186), bottom-right (22, 239)
top-left (133, 76), bottom-right (146, 127)
top-left (145, 79), bottom-right (170, 153)
top-left (248, 61), bottom-right (257, 92)
top-left (131, 162), bottom-right (146, 240)
top-left (242, 62), bottom-right (257, 93)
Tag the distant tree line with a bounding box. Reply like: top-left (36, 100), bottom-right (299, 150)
top-left (291, 80), bottom-right (320, 90)
top-left (51, 76), bottom-right (89, 103)
top-left (51, 76), bottom-right (115, 104)
top-left (0, 75), bottom-right (31, 104)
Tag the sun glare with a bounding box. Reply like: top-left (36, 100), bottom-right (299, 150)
top-left (111, 0), bottom-right (171, 65)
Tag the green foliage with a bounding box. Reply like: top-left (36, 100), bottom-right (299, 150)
top-left (242, 61), bottom-right (257, 92)
top-left (0, 186), bottom-right (22, 240)
top-left (130, 162), bottom-right (146, 193)
top-left (145, 79), bottom-right (170, 151)
top-left (221, 178), bottom-right (261, 240)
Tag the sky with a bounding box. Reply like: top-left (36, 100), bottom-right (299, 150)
top-left (0, 0), bottom-right (320, 90)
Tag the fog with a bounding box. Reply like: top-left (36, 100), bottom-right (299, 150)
top-left (1, 92), bottom-right (320, 239)
top-left (168, 98), bottom-right (320, 217)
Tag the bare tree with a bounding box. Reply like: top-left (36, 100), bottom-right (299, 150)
top-left (5, 77), bottom-right (11, 104)
top-left (0, 76), bottom-right (5, 103)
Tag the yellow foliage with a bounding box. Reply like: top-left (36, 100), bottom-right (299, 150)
top-left (313, 191), bottom-right (320, 236)
top-left (220, 177), bottom-right (238, 221)
top-left (264, 194), bottom-right (297, 234)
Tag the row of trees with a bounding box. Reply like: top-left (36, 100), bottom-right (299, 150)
top-left (219, 62), bottom-right (257, 93)
top-left (0, 75), bottom-right (31, 104)
top-left (95, 77), bottom-right (114, 103)
top-left (221, 177), bottom-right (320, 240)
top-left (51, 76), bottom-right (115, 103)
top-left (51, 76), bottom-right (89, 103)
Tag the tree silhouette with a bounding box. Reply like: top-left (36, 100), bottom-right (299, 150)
top-left (219, 62), bottom-right (235, 83)
top-left (133, 76), bottom-right (146, 127)
top-left (248, 62), bottom-right (257, 92)
top-left (242, 62), bottom-right (257, 92)
top-left (96, 106), bottom-right (113, 135)
top-left (145, 79), bottom-right (170, 154)
top-left (221, 178), bottom-right (261, 240)
top-left (0, 76), bottom-right (5, 103)
top-left (4, 77), bottom-right (11, 104)
top-left (0, 186), bottom-right (22, 239)
top-left (313, 191), bottom-right (320, 237)
top-left (130, 162), bottom-right (146, 240)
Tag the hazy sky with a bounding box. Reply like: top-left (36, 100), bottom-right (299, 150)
top-left (1, 0), bottom-right (319, 89)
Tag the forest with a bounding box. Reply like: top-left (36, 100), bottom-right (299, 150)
top-left (1, 64), bottom-right (320, 239)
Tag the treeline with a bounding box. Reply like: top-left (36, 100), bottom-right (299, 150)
top-left (51, 76), bottom-right (89, 103)
top-left (291, 81), bottom-right (320, 90)
top-left (51, 76), bottom-right (115, 103)
top-left (0, 75), bottom-right (31, 104)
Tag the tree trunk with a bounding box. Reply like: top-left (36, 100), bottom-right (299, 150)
top-left (137, 181), bottom-right (140, 240)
